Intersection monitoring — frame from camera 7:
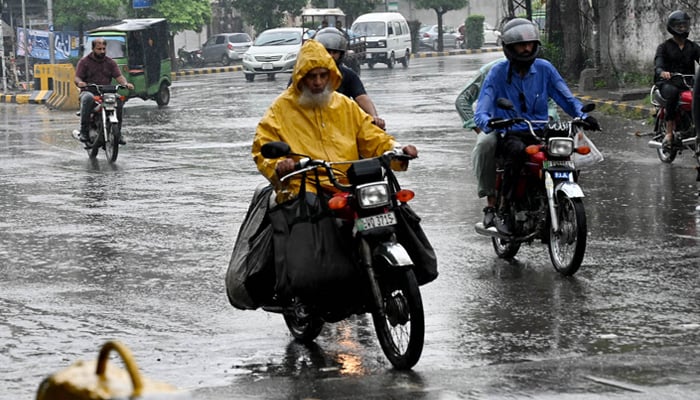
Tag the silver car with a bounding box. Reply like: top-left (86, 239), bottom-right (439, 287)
top-left (201, 33), bottom-right (252, 66)
top-left (419, 25), bottom-right (459, 51)
top-left (242, 27), bottom-right (304, 82)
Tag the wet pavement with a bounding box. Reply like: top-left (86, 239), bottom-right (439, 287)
top-left (1, 53), bottom-right (700, 399)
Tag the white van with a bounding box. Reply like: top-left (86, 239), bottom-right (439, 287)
top-left (350, 12), bottom-right (411, 69)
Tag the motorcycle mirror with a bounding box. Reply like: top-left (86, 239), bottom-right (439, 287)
top-left (261, 141), bottom-right (291, 158)
top-left (581, 103), bottom-right (595, 113)
top-left (496, 98), bottom-right (514, 110)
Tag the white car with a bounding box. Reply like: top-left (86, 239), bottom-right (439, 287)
top-left (242, 27), bottom-right (304, 82)
top-left (483, 23), bottom-right (501, 46)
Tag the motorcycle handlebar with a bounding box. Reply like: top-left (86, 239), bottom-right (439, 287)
top-left (278, 149), bottom-right (413, 191)
top-left (487, 116), bottom-right (590, 141)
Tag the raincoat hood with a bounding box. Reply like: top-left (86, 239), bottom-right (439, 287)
top-left (290, 39), bottom-right (342, 94)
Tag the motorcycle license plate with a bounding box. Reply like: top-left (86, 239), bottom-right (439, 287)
top-left (262, 63), bottom-right (273, 70)
top-left (356, 211), bottom-right (396, 231)
top-left (552, 171), bottom-right (571, 179)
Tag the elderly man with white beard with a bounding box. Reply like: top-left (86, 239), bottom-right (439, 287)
top-left (252, 39), bottom-right (417, 203)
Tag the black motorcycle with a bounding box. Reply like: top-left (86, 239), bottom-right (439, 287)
top-left (177, 47), bottom-right (204, 69)
top-left (227, 141), bottom-right (437, 370)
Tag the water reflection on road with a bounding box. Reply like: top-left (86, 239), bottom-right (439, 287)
top-left (1, 54), bottom-right (699, 399)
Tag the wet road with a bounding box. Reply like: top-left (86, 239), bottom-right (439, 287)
top-left (1, 53), bottom-right (699, 399)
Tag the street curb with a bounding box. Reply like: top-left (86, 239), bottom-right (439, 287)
top-left (412, 47), bottom-right (501, 58)
top-left (0, 93), bottom-right (30, 104)
top-left (573, 93), bottom-right (656, 120)
top-left (173, 65), bottom-right (243, 79)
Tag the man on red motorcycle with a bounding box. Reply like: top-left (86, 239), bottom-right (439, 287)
top-left (473, 18), bottom-right (599, 235)
top-left (654, 10), bottom-right (700, 149)
top-left (74, 38), bottom-right (133, 145)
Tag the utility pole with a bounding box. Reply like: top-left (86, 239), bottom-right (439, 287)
top-left (21, 0), bottom-right (28, 90)
top-left (1, 5), bottom-right (6, 93)
top-left (48, 0), bottom-right (54, 64)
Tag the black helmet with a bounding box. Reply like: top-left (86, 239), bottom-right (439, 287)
top-left (667, 10), bottom-right (691, 38)
top-left (314, 27), bottom-right (348, 61)
top-left (501, 18), bottom-right (541, 67)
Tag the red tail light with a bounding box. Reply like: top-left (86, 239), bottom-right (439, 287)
top-left (227, 43), bottom-right (234, 50)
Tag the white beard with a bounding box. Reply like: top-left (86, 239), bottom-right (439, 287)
top-left (298, 84), bottom-right (332, 109)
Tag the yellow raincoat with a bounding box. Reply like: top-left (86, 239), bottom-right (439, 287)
top-left (252, 39), bottom-right (397, 202)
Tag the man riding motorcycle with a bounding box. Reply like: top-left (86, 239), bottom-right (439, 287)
top-left (473, 18), bottom-right (599, 235)
top-left (253, 39), bottom-right (416, 204)
top-left (654, 10), bottom-right (700, 149)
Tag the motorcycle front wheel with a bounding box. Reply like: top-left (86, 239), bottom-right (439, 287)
top-left (654, 116), bottom-right (677, 163)
top-left (548, 194), bottom-right (587, 276)
top-left (372, 268), bottom-right (424, 370)
top-left (104, 122), bottom-right (119, 163)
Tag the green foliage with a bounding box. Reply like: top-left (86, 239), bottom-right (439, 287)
top-left (144, 0), bottom-right (212, 34)
top-left (413, 0), bottom-right (468, 13)
top-left (54, 0), bottom-right (127, 29)
top-left (232, 0), bottom-right (306, 31)
top-left (465, 15), bottom-right (484, 49)
top-left (539, 38), bottom-right (562, 70)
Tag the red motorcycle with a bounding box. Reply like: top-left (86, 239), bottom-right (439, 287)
top-left (648, 73), bottom-right (697, 163)
top-left (475, 99), bottom-right (597, 276)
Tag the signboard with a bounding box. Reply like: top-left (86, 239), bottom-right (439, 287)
top-left (16, 28), bottom-right (80, 60)
top-left (133, 0), bottom-right (153, 9)
top-left (388, 1), bottom-right (399, 11)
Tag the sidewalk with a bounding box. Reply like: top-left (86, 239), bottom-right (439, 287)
top-left (573, 87), bottom-right (655, 120)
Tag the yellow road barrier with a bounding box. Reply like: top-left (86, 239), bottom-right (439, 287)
top-left (36, 340), bottom-right (189, 400)
top-left (45, 64), bottom-right (80, 111)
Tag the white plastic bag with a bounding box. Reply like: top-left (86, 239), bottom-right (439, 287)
top-left (572, 131), bottom-right (604, 169)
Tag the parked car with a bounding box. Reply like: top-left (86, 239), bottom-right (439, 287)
top-left (419, 24), bottom-right (459, 51)
top-left (456, 23), bottom-right (501, 49)
top-left (483, 22), bottom-right (501, 45)
top-left (241, 27), bottom-right (304, 82)
top-left (201, 32), bottom-right (252, 66)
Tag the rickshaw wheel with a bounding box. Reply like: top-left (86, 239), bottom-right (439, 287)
top-left (156, 83), bottom-right (170, 107)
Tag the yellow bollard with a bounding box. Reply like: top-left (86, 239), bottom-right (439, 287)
top-left (36, 340), bottom-right (190, 400)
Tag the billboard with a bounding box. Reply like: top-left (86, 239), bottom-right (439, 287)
top-left (16, 28), bottom-right (80, 60)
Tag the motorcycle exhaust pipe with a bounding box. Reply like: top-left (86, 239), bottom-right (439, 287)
top-left (648, 137), bottom-right (697, 149)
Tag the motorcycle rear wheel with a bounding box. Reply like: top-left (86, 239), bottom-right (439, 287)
top-left (283, 312), bottom-right (324, 343)
top-left (548, 194), bottom-right (586, 276)
top-left (372, 269), bottom-right (424, 370)
top-left (492, 236), bottom-right (521, 259)
top-left (104, 122), bottom-right (119, 163)
top-left (654, 116), bottom-right (677, 163)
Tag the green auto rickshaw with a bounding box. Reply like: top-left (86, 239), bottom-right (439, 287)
top-left (88, 18), bottom-right (172, 106)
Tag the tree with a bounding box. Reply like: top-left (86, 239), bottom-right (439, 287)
top-left (125, 0), bottom-right (211, 71)
top-left (54, 0), bottom-right (127, 55)
top-left (232, 0), bottom-right (307, 32)
top-left (547, 0), bottom-right (587, 79)
top-left (309, 0), bottom-right (377, 24)
top-left (413, 0), bottom-right (468, 51)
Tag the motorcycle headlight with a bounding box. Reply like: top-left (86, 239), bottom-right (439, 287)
top-left (102, 93), bottom-right (117, 104)
top-left (547, 137), bottom-right (574, 157)
top-left (356, 183), bottom-right (390, 209)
